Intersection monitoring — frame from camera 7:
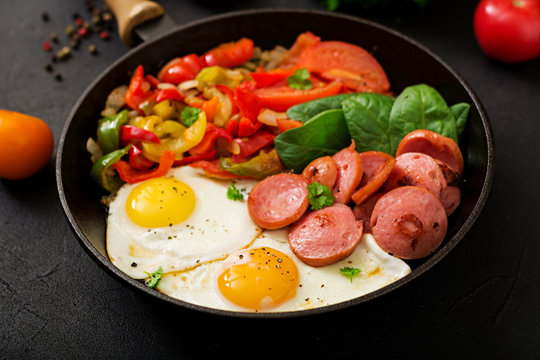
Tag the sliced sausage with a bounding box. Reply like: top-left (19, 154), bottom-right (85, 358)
top-left (351, 151), bottom-right (395, 205)
top-left (396, 129), bottom-right (464, 175)
top-left (302, 156), bottom-right (338, 189)
top-left (370, 186), bottom-right (448, 259)
top-left (383, 152), bottom-right (447, 200)
top-left (440, 186), bottom-right (461, 216)
top-left (332, 141), bottom-right (363, 204)
top-left (289, 203), bottom-right (364, 267)
top-left (247, 173), bottom-right (309, 229)
top-left (352, 192), bottom-right (384, 234)
top-left (434, 158), bottom-right (460, 187)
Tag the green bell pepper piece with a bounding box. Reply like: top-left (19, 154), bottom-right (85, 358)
top-left (219, 149), bottom-right (285, 180)
top-left (90, 145), bottom-right (131, 193)
top-left (97, 110), bottom-right (129, 155)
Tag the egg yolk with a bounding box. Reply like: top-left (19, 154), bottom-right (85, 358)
top-left (218, 247), bottom-right (299, 310)
top-left (126, 176), bottom-right (195, 228)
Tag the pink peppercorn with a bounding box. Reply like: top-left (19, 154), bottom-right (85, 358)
top-left (42, 40), bottom-right (52, 51)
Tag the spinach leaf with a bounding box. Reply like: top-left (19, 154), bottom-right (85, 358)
top-left (342, 93), bottom-right (395, 154)
top-left (275, 109), bottom-right (350, 173)
top-left (286, 93), bottom-right (356, 123)
top-left (388, 84), bottom-right (458, 154)
top-left (450, 102), bottom-right (471, 140)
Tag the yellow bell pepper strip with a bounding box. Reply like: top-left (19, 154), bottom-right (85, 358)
top-left (90, 145), bottom-right (131, 192)
top-left (151, 100), bottom-right (176, 119)
top-left (114, 150), bottom-right (175, 184)
top-left (142, 111), bottom-right (207, 162)
top-left (219, 149), bottom-right (286, 180)
top-left (97, 110), bottom-right (129, 155)
top-left (195, 66), bottom-right (245, 91)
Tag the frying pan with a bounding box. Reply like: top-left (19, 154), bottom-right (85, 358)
top-left (56, 3), bottom-right (494, 318)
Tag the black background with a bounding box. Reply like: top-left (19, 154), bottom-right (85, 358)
top-left (1, 0), bottom-right (539, 358)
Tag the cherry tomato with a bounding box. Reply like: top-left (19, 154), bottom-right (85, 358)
top-left (202, 38), bottom-right (254, 68)
top-left (474, 0), bottom-right (540, 63)
top-left (0, 110), bottom-right (54, 180)
top-left (296, 41), bottom-right (390, 93)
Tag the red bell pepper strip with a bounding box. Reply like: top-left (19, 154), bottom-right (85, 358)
top-left (125, 65), bottom-right (153, 111)
top-left (120, 125), bottom-right (161, 144)
top-left (188, 123), bottom-right (234, 156)
top-left (250, 70), bottom-right (294, 88)
top-left (155, 87), bottom-right (185, 103)
top-left (189, 160), bottom-right (252, 180)
top-left (234, 86), bottom-right (263, 122)
top-left (202, 38), bottom-right (254, 68)
top-left (128, 144), bottom-right (155, 170)
top-left (158, 54), bottom-right (205, 85)
top-left (173, 150), bottom-right (216, 166)
top-left (225, 117), bottom-right (238, 138)
top-left (276, 118), bottom-right (303, 133)
top-left (237, 116), bottom-right (263, 138)
top-left (114, 150), bottom-right (175, 184)
top-left (232, 130), bottom-right (275, 163)
top-left (145, 74), bottom-right (161, 88)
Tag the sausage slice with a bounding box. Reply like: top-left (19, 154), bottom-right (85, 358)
top-left (396, 129), bottom-right (464, 175)
top-left (302, 156), bottom-right (338, 189)
top-left (352, 192), bottom-right (384, 234)
top-left (289, 203), bottom-right (364, 267)
top-left (370, 186), bottom-right (448, 259)
top-left (332, 141), bottom-right (363, 204)
top-left (383, 152), bottom-right (447, 200)
top-left (351, 151), bottom-right (395, 205)
top-left (248, 173), bottom-right (309, 229)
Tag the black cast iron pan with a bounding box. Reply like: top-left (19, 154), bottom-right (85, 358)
top-left (56, 4), bottom-right (494, 318)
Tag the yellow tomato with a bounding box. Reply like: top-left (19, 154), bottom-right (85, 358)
top-left (0, 110), bottom-right (54, 180)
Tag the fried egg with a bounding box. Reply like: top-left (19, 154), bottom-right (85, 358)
top-left (106, 166), bottom-right (261, 279)
top-left (157, 232), bottom-right (411, 312)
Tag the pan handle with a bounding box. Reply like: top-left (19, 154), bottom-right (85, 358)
top-left (105, 0), bottom-right (164, 46)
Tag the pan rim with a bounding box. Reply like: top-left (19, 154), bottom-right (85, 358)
top-left (56, 8), bottom-right (494, 319)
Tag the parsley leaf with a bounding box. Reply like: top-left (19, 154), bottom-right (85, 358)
top-left (144, 266), bottom-right (163, 288)
top-left (340, 266), bottom-right (361, 283)
top-left (287, 68), bottom-right (313, 90)
top-left (180, 106), bottom-right (202, 127)
top-left (306, 182), bottom-right (335, 210)
top-left (227, 183), bottom-right (244, 201)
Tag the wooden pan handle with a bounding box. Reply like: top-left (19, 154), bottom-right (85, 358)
top-left (105, 0), bottom-right (164, 46)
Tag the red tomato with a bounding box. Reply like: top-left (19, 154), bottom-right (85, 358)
top-left (202, 38), bottom-right (254, 68)
top-left (0, 110), bottom-right (54, 180)
top-left (474, 0), bottom-right (540, 63)
top-left (158, 54), bottom-right (204, 84)
top-left (296, 41), bottom-right (390, 93)
top-left (253, 81), bottom-right (342, 112)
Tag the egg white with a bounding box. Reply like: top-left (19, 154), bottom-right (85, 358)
top-left (157, 233), bottom-right (411, 312)
top-left (106, 166), bottom-right (261, 279)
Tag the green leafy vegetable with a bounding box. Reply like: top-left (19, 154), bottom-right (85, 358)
top-left (287, 68), bottom-right (313, 90)
top-left (450, 102), bottom-right (471, 140)
top-left (388, 84), bottom-right (458, 154)
top-left (341, 93), bottom-right (395, 154)
top-left (180, 106), bottom-right (202, 127)
top-left (274, 109), bottom-right (351, 173)
top-left (340, 266), bottom-right (361, 283)
top-left (227, 183), bottom-right (244, 201)
top-left (307, 182), bottom-right (335, 210)
top-left (287, 93), bottom-right (356, 123)
top-left (144, 266), bottom-right (163, 288)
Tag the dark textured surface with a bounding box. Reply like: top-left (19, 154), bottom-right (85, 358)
top-left (1, 0), bottom-right (539, 358)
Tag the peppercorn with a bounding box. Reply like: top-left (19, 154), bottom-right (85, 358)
top-left (56, 46), bottom-right (71, 60)
top-left (75, 17), bottom-right (83, 27)
top-left (102, 12), bottom-right (112, 23)
top-left (44, 63), bottom-right (54, 72)
top-left (65, 24), bottom-right (76, 37)
top-left (99, 30), bottom-right (110, 40)
top-left (72, 12), bottom-right (81, 20)
top-left (70, 39), bottom-right (80, 50)
top-left (88, 44), bottom-right (98, 55)
top-left (54, 73), bottom-right (63, 82)
top-left (42, 41), bottom-right (52, 51)
top-left (92, 14), bottom-right (102, 26)
top-left (41, 11), bottom-right (50, 22)
top-left (50, 33), bottom-right (59, 43)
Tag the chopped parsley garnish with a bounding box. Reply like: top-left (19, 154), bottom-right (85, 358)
top-left (306, 182), bottom-right (335, 210)
top-left (227, 183), bottom-right (244, 201)
top-left (144, 266), bottom-right (163, 288)
top-left (287, 68), bottom-right (313, 90)
top-left (340, 266), bottom-right (361, 283)
top-left (180, 106), bottom-right (201, 127)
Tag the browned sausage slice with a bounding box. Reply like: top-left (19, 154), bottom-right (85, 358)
top-left (370, 186), bottom-right (448, 259)
top-left (248, 173), bottom-right (309, 229)
top-left (332, 141), bottom-right (363, 204)
top-left (440, 185), bottom-right (461, 216)
top-left (352, 192), bottom-right (384, 234)
top-left (302, 156), bottom-right (338, 189)
top-left (396, 129), bottom-right (464, 174)
top-left (383, 152), bottom-right (447, 200)
top-left (288, 203), bottom-right (364, 267)
top-left (434, 158), bottom-right (460, 187)
top-left (351, 151), bottom-right (395, 205)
